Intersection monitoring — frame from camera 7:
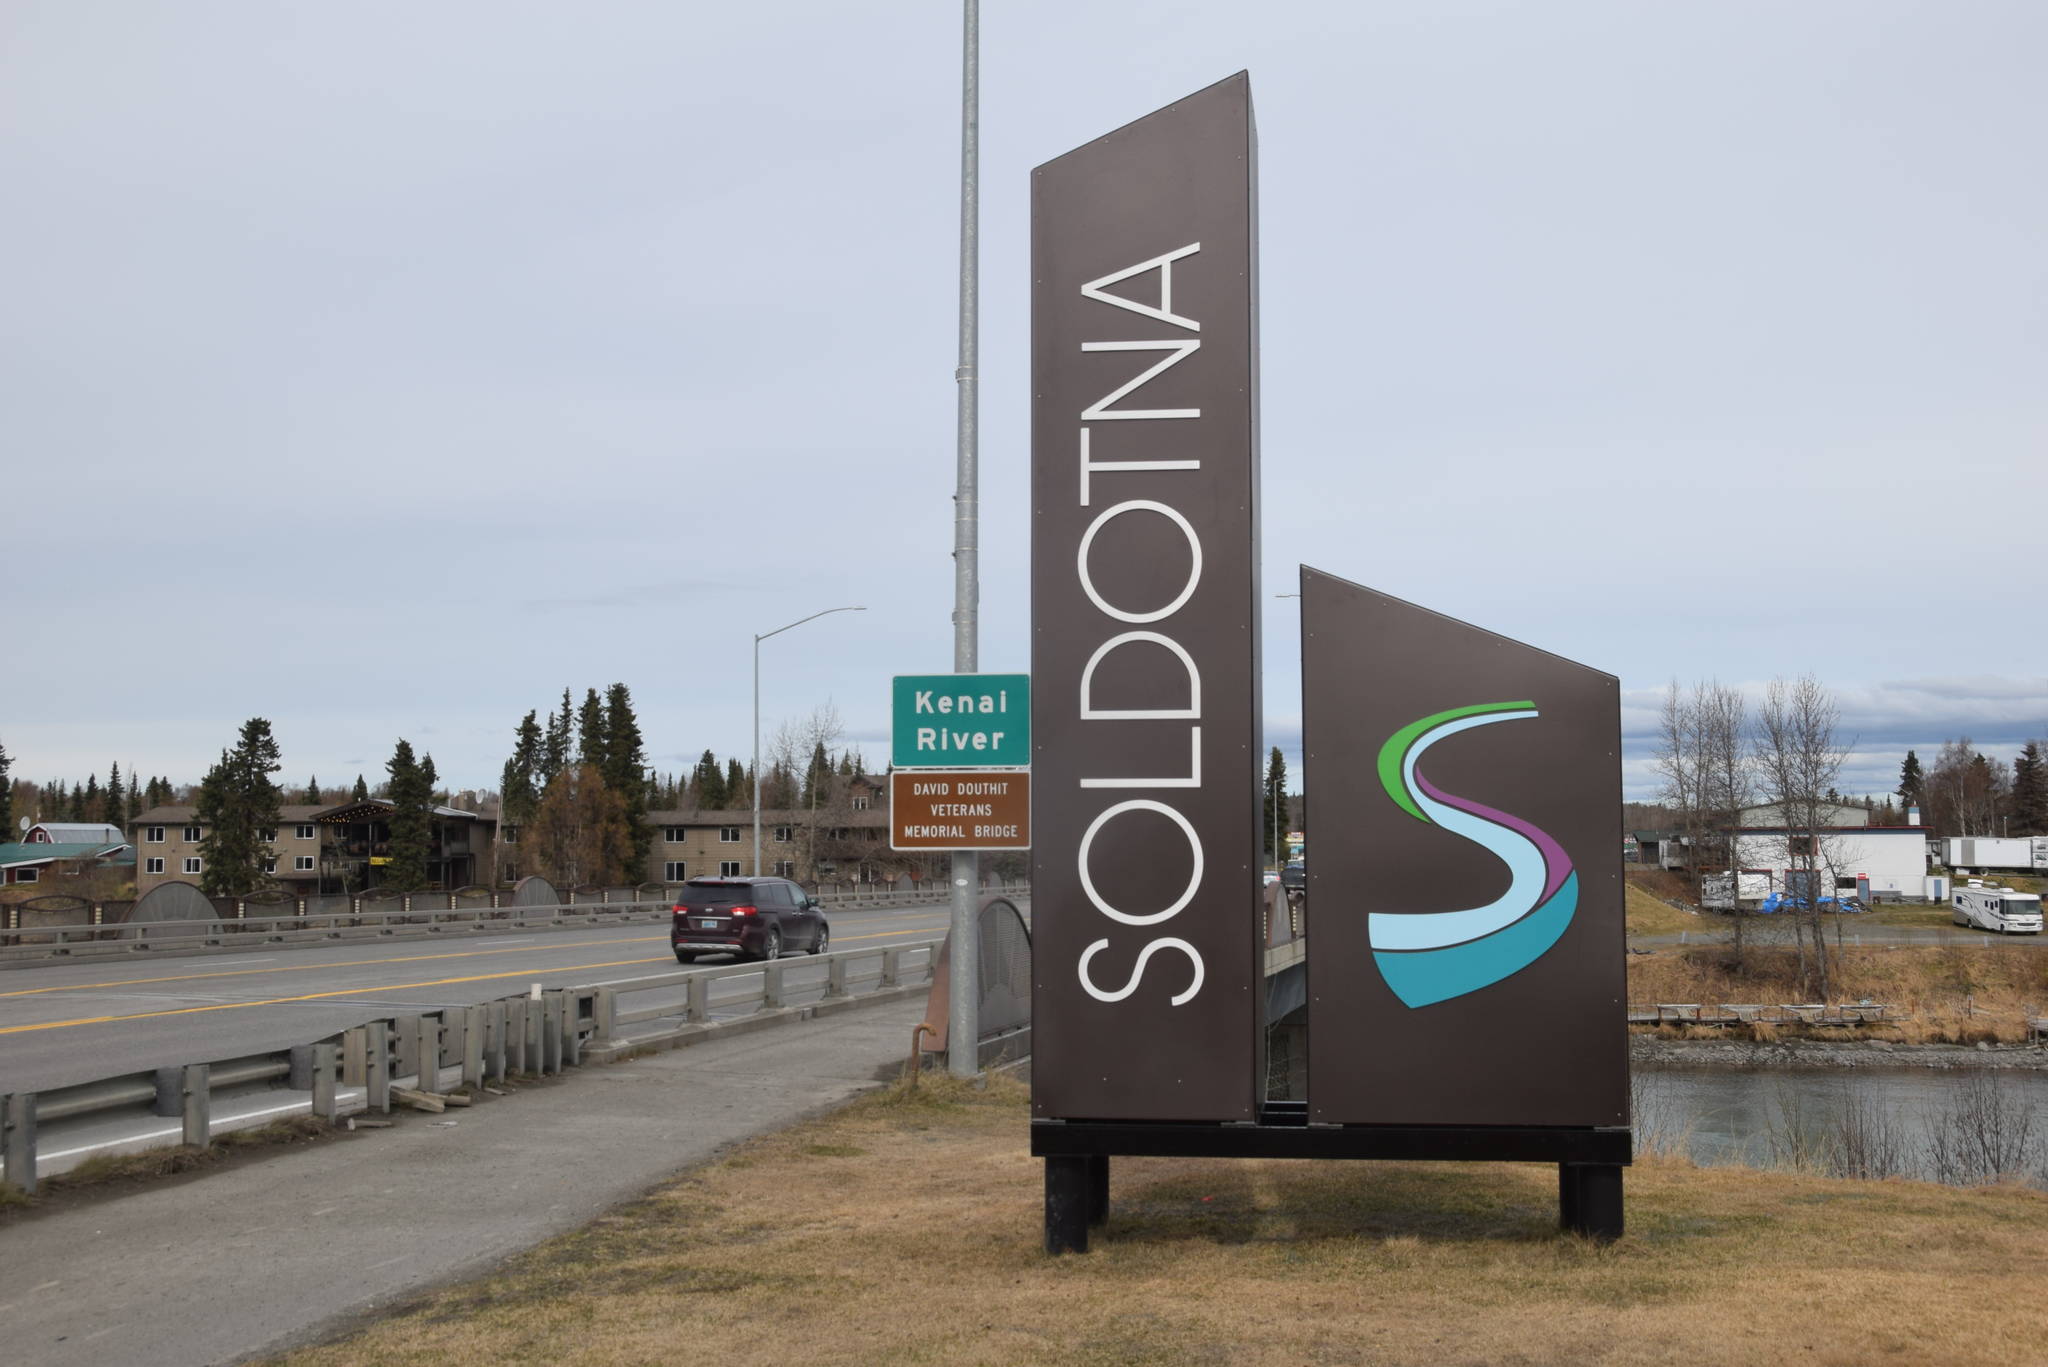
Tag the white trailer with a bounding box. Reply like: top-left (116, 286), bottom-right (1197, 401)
top-left (1703, 871), bottom-right (1771, 910)
top-left (1951, 881), bottom-right (2044, 934)
top-left (1942, 836), bottom-right (2046, 872)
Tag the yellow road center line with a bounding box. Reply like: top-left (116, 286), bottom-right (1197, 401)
top-left (0, 956), bottom-right (671, 1036)
top-left (0, 936), bottom-right (670, 999)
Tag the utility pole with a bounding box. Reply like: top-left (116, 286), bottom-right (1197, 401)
top-left (948, 0), bottom-right (981, 1079)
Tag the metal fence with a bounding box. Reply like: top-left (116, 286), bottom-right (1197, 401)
top-left (0, 882), bottom-right (1030, 961)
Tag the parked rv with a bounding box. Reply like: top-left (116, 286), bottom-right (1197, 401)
top-left (1951, 881), bottom-right (2044, 934)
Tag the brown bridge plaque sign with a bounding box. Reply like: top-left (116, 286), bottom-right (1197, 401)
top-left (1027, 74), bottom-right (1630, 1255)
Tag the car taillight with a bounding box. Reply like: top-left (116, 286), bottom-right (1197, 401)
top-left (731, 905), bottom-right (758, 917)
top-left (673, 905), bottom-right (685, 914)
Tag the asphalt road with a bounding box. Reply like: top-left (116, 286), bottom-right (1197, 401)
top-left (0, 902), bottom-right (961, 1095)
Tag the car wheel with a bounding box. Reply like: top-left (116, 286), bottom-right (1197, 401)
top-left (759, 928), bottom-right (781, 962)
top-left (812, 922), bottom-right (830, 955)
top-left (675, 951), bottom-right (696, 964)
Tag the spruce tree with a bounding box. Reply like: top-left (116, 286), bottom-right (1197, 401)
top-left (540, 689), bottom-right (572, 787)
top-left (383, 739), bottom-right (432, 891)
top-left (127, 767), bottom-right (144, 823)
top-left (576, 688), bottom-right (608, 771)
top-left (422, 752), bottom-right (442, 805)
top-left (195, 718), bottom-right (285, 896)
top-left (103, 764), bottom-right (125, 826)
top-left (803, 742), bottom-right (830, 807)
top-left (82, 773), bottom-right (102, 824)
top-left (724, 758), bottom-right (747, 810)
top-left (352, 773), bottom-right (370, 802)
top-left (601, 683), bottom-right (649, 873)
top-left (1263, 746), bottom-right (1290, 860)
top-left (1897, 750), bottom-right (1924, 814)
top-left (0, 738), bottom-right (11, 837)
top-left (304, 776), bottom-right (321, 804)
top-left (691, 750), bottom-right (726, 810)
top-left (500, 710), bottom-right (544, 830)
top-left (2013, 742), bottom-right (2048, 837)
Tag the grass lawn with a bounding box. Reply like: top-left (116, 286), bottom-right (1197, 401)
top-left (266, 1076), bottom-right (2048, 1367)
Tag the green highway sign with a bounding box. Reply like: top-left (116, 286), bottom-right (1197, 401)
top-left (892, 673), bottom-right (1030, 768)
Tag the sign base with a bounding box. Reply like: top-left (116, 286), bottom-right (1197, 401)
top-left (1031, 1108), bottom-right (1631, 1252)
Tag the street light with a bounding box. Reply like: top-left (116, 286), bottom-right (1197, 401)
top-left (754, 606), bottom-right (866, 878)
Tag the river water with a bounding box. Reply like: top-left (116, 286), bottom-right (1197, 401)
top-left (1635, 1064), bottom-right (2048, 1184)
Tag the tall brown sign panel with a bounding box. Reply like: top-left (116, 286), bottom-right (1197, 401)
top-left (1030, 73), bottom-right (1261, 1122)
top-left (1302, 568), bottom-right (1628, 1128)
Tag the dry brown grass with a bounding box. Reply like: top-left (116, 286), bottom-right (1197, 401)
top-left (1623, 882), bottom-right (1699, 937)
top-left (265, 1077), bottom-right (2048, 1367)
top-left (1628, 943), bottom-right (2048, 1042)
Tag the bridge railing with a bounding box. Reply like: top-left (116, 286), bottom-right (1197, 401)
top-left (0, 938), bottom-right (942, 1194)
top-left (0, 886), bottom-right (1024, 963)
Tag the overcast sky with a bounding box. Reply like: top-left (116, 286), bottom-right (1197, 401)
top-left (3, 2), bottom-right (2042, 808)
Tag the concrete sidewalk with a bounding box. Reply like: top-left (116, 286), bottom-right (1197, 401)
top-left (3, 994), bottom-right (930, 1367)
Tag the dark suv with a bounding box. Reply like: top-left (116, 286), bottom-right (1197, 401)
top-left (670, 877), bottom-right (829, 963)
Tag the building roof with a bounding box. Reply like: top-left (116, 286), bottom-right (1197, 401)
top-left (310, 799), bottom-right (490, 823)
top-left (645, 808), bottom-right (889, 828)
top-left (0, 841), bottom-right (130, 869)
top-left (131, 806), bottom-right (327, 826)
top-left (26, 822), bottom-right (126, 845)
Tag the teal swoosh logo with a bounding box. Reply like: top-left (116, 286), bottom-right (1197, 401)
top-left (1370, 703), bottom-right (1577, 1008)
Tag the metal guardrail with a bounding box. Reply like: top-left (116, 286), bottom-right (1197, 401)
top-left (0, 885), bottom-right (1020, 963)
top-left (0, 938), bottom-right (941, 1193)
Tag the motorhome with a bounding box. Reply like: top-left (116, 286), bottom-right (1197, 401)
top-left (1951, 881), bottom-right (2044, 935)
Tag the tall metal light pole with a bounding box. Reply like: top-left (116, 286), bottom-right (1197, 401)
top-left (754, 606), bottom-right (865, 877)
top-left (947, 0), bottom-right (981, 1079)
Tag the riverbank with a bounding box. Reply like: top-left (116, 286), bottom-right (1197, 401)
top-left (1633, 1035), bottom-right (2048, 1070)
top-left (1627, 941), bottom-right (2046, 1043)
top-left (263, 1074), bottom-right (2048, 1367)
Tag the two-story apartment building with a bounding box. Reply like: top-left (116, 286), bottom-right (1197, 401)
top-left (129, 800), bottom-right (497, 895)
top-left (129, 806), bottom-right (331, 896)
top-left (640, 798), bottom-right (936, 886)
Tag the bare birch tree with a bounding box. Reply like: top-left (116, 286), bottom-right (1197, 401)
top-left (1754, 675), bottom-right (1850, 1000)
top-left (1700, 681), bottom-right (1756, 961)
top-left (1652, 680), bottom-right (1712, 889)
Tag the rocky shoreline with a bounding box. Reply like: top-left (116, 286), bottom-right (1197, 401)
top-left (1631, 1035), bottom-right (2048, 1071)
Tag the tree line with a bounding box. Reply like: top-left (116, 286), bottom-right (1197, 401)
top-left (1897, 739), bottom-right (2047, 839)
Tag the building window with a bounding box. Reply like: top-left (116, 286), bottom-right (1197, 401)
top-left (665, 827), bottom-right (687, 843)
top-left (184, 857), bottom-right (202, 874)
top-left (772, 860), bottom-right (795, 878)
top-left (719, 827), bottom-right (740, 843)
top-left (664, 861), bottom-right (688, 881)
top-left (503, 825), bottom-right (518, 844)
top-left (719, 860), bottom-right (741, 877)
top-left (15, 868), bottom-right (37, 884)
top-left (295, 855), bottom-right (315, 872)
top-left (146, 857), bottom-right (165, 874)
top-left (296, 824), bottom-right (316, 840)
top-left (851, 797), bottom-right (869, 811)
top-left (1789, 834), bottom-right (1816, 856)
top-left (262, 856), bottom-right (278, 874)
top-left (774, 825), bottom-right (793, 843)
top-left (259, 828), bottom-right (277, 844)
top-left (146, 826), bottom-right (165, 844)
top-left (182, 825), bottom-right (202, 842)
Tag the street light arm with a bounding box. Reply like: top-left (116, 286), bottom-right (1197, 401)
top-left (757, 605), bottom-right (866, 645)
top-left (753, 604), bottom-right (866, 885)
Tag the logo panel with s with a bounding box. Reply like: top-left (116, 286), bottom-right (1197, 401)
top-left (1369, 702), bottom-right (1577, 1008)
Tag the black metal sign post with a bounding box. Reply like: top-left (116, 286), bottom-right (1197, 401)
top-left (1028, 76), bottom-right (1629, 1253)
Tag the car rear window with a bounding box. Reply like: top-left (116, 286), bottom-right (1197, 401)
top-left (678, 884), bottom-right (755, 908)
